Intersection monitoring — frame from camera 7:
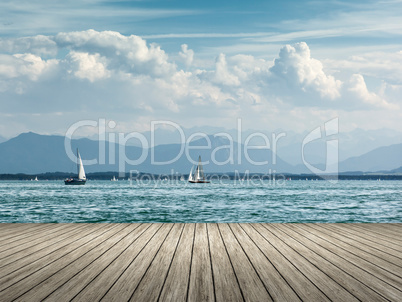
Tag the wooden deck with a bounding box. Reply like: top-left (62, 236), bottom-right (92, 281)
top-left (0, 223), bottom-right (401, 301)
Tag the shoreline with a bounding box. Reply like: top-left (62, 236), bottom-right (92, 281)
top-left (1, 172), bottom-right (402, 181)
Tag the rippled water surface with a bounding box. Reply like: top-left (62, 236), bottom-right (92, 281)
top-left (0, 180), bottom-right (401, 223)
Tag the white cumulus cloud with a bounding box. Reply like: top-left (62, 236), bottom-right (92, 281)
top-left (0, 30), bottom-right (400, 137)
top-left (347, 74), bottom-right (396, 109)
top-left (0, 35), bottom-right (57, 57)
top-left (54, 29), bottom-right (176, 77)
top-left (269, 42), bottom-right (342, 101)
top-left (179, 44), bottom-right (194, 68)
top-left (213, 53), bottom-right (240, 86)
top-left (66, 51), bottom-right (110, 82)
top-left (0, 53), bottom-right (57, 81)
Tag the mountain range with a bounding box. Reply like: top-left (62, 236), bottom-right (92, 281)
top-left (0, 131), bottom-right (401, 175)
top-left (0, 132), bottom-right (291, 174)
top-left (339, 143), bottom-right (402, 172)
top-left (84, 126), bottom-right (402, 162)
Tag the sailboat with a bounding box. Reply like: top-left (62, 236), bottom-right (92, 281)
top-left (188, 156), bottom-right (210, 183)
top-left (64, 148), bottom-right (86, 185)
top-left (111, 175), bottom-right (118, 181)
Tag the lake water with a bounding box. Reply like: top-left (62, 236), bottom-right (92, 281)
top-left (0, 180), bottom-right (401, 223)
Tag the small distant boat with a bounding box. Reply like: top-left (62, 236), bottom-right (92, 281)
top-left (64, 149), bottom-right (86, 185)
top-left (34, 176), bottom-right (38, 181)
top-left (111, 175), bottom-right (118, 181)
top-left (188, 156), bottom-right (210, 183)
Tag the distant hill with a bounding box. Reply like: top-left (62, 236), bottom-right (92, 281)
top-left (339, 143), bottom-right (402, 172)
top-left (1, 132), bottom-right (402, 175)
top-left (390, 166), bottom-right (402, 173)
top-left (92, 127), bottom-right (402, 165)
top-left (0, 132), bottom-right (294, 174)
top-left (0, 132), bottom-right (106, 174)
top-left (276, 128), bottom-right (402, 166)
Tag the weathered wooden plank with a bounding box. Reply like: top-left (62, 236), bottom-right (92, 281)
top-left (242, 223), bottom-right (329, 301)
top-left (207, 223), bottom-right (243, 302)
top-left (331, 224), bottom-right (402, 251)
top-left (331, 223), bottom-right (402, 247)
top-left (0, 224), bottom-right (87, 267)
top-left (0, 223), bottom-right (400, 302)
top-left (71, 223), bottom-right (162, 301)
top-left (356, 224), bottom-right (402, 241)
top-left (325, 224), bottom-right (402, 255)
top-left (0, 223), bottom-right (25, 231)
top-left (100, 223), bottom-right (173, 302)
top-left (257, 224), bottom-right (359, 301)
top-left (231, 223), bottom-right (300, 301)
top-left (16, 224), bottom-right (144, 301)
top-left (312, 224), bottom-right (402, 270)
top-left (130, 224), bottom-right (185, 301)
top-left (354, 224), bottom-right (402, 242)
top-left (0, 224), bottom-right (50, 242)
top-left (0, 223), bottom-right (72, 253)
top-left (0, 224), bottom-right (129, 301)
top-left (0, 224), bottom-right (113, 282)
top-left (298, 224), bottom-right (402, 289)
top-left (0, 223), bottom-right (48, 235)
top-left (290, 224), bottom-right (402, 301)
top-left (271, 224), bottom-right (388, 302)
top-left (158, 223), bottom-right (194, 302)
top-left (187, 223), bottom-right (215, 302)
top-left (219, 223), bottom-right (272, 302)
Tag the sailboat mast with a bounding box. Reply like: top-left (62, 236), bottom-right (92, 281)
top-left (198, 156), bottom-right (204, 180)
top-left (188, 155), bottom-right (209, 183)
top-left (195, 164), bottom-right (200, 180)
top-left (65, 148), bottom-right (86, 185)
top-left (77, 148), bottom-right (80, 175)
top-left (188, 166), bottom-right (194, 181)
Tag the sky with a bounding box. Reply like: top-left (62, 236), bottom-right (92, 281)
top-left (0, 0), bottom-right (401, 138)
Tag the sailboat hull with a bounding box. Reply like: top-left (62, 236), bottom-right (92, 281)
top-left (188, 180), bottom-right (210, 183)
top-left (64, 178), bottom-right (86, 185)
top-left (65, 148), bottom-right (87, 185)
top-left (188, 156), bottom-right (209, 183)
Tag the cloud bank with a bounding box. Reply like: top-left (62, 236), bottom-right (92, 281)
top-left (0, 29), bottom-right (400, 136)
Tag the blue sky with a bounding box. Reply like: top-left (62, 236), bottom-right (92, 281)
top-left (2, 0), bottom-right (401, 54)
top-left (0, 0), bottom-right (401, 138)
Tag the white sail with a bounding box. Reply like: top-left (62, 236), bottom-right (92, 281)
top-left (194, 165), bottom-right (199, 181)
top-left (188, 156), bottom-right (209, 183)
top-left (189, 156), bottom-right (207, 182)
top-left (195, 156), bottom-right (204, 181)
top-left (188, 166), bottom-right (194, 181)
top-left (77, 149), bottom-right (86, 180)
